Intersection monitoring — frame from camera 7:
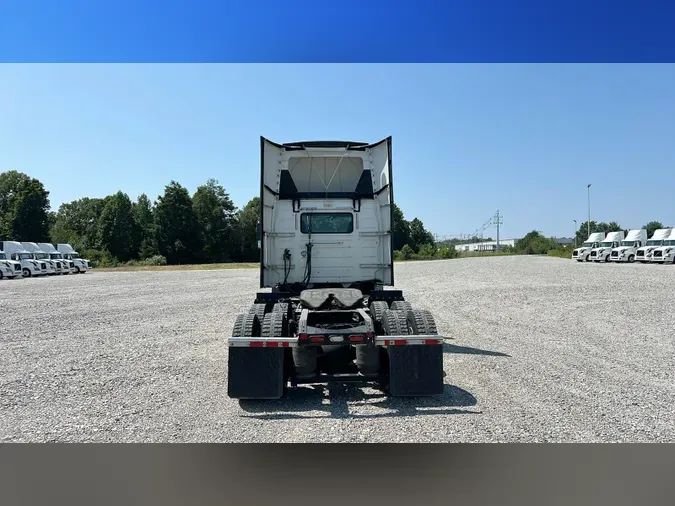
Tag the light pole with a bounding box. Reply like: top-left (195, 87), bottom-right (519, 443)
top-left (587, 184), bottom-right (592, 237)
top-left (573, 220), bottom-right (577, 247)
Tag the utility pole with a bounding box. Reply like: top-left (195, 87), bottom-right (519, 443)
top-left (587, 184), bottom-right (592, 237)
top-left (493, 210), bottom-right (503, 251)
top-left (573, 219), bottom-right (577, 247)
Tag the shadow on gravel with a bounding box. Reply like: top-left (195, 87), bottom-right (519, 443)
top-left (238, 383), bottom-right (480, 420)
top-left (443, 343), bottom-right (510, 357)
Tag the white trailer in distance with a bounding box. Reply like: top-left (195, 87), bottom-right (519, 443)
top-left (635, 228), bottom-right (671, 263)
top-left (590, 231), bottom-right (625, 263)
top-left (56, 244), bottom-right (90, 273)
top-left (572, 232), bottom-right (606, 262)
top-left (1, 241), bottom-right (45, 277)
top-left (38, 243), bottom-right (75, 274)
top-left (21, 242), bottom-right (60, 275)
top-left (0, 250), bottom-right (23, 279)
top-left (609, 229), bottom-right (647, 263)
top-left (650, 228), bottom-right (675, 264)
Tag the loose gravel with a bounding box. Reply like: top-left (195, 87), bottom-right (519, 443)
top-left (1, 256), bottom-right (674, 442)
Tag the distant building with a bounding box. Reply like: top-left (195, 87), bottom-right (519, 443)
top-left (450, 238), bottom-right (518, 253)
top-left (554, 237), bottom-right (575, 245)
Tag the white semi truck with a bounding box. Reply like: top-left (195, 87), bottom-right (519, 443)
top-left (21, 242), bottom-right (62, 275)
top-left (56, 244), bottom-right (90, 273)
top-left (609, 229), bottom-right (647, 263)
top-left (0, 250), bottom-right (23, 279)
top-left (635, 228), bottom-right (671, 263)
top-left (650, 228), bottom-right (675, 264)
top-left (227, 137), bottom-right (446, 400)
top-left (590, 231), bottom-right (625, 262)
top-left (38, 243), bottom-right (75, 274)
top-left (572, 232), bottom-right (606, 262)
top-left (1, 241), bottom-right (46, 277)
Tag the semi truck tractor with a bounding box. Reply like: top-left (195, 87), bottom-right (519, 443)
top-left (635, 228), bottom-right (671, 263)
top-left (38, 243), bottom-right (75, 274)
top-left (650, 228), bottom-right (675, 264)
top-left (56, 244), bottom-right (90, 273)
top-left (227, 137), bottom-right (446, 400)
top-left (572, 232), bottom-right (605, 262)
top-left (609, 228), bottom-right (647, 263)
top-left (1, 241), bottom-right (45, 277)
top-left (0, 250), bottom-right (23, 279)
top-left (590, 231), bottom-right (625, 262)
top-left (21, 242), bottom-right (60, 275)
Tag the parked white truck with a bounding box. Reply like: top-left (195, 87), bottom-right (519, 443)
top-left (38, 243), bottom-right (75, 274)
top-left (227, 137), bottom-right (446, 400)
top-left (635, 228), bottom-right (671, 263)
top-left (0, 250), bottom-right (23, 279)
top-left (572, 232), bottom-right (606, 262)
top-left (56, 244), bottom-right (90, 273)
top-left (21, 242), bottom-right (62, 275)
top-left (590, 231), bottom-right (625, 262)
top-left (650, 228), bottom-right (675, 264)
top-left (609, 228), bottom-right (647, 263)
top-left (1, 241), bottom-right (46, 277)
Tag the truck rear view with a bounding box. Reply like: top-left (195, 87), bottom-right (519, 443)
top-left (227, 137), bottom-right (446, 400)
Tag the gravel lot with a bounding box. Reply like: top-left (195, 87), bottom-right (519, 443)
top-left (2, 256), bottom-right (674, 442)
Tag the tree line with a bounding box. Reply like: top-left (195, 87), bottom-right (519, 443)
top-left (1, 170), bottom-right (438, 267)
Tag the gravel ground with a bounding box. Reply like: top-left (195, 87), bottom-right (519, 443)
top-left (1, 256), bottom-right (674, 442)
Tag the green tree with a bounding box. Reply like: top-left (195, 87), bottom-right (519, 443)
top-left (398, 244), bottom-right (414, 260)
top-left (643, 221), bottom-right (665, 238)
top-left (516, 230), bottom-right (557, 255)
top-left (98, 191), bottom-right (138, 262)
top-left (391, 203), bottom-right (411, 251)
top-left (0, 170), bottom-right (51, 241)
top-left (192, 179), bottom-right (237, 262)
top-left (154, 181), bottom-right (203, 264)
top-left (408, 217), bottom-right (435, 252)
top-left (50, 197), bottom-right (109, 250)
top-left (235, 197), bottom-right (260, 262)
top-left (133, 193), bottom-right (158, 258)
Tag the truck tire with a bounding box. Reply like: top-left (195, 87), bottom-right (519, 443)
top-left (381, 308), bottom-right (408, 336)
top-left (248, 303), bottom-right (268, 322)
top-left (272, 302), bottom-right (290, 320)
top-left (391, 300), bottom-right (413, 313)
top-left (262, 311), bottom-right (288, 338)
top-left (231, 314), bottom-right (246, 337)
top-left (406, 309), bottom-right (438, 335)
top-left (369, 301), bottom-right (389, 334)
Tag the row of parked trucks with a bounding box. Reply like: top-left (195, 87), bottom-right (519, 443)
top-left (572, 228), bottom-right (675, 263)
top-left (0, 242), bottom-right (91, 279)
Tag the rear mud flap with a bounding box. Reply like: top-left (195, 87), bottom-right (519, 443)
top-left (227, 348), bottom-right (285, 399)
top-left (387, 345), bottom-right (444, 396)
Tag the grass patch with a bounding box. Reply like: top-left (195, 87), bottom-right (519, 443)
top-left (95, 262), bottom-right (259, 272)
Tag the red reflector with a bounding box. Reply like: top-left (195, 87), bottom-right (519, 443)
top-left (365, 332), bottom-right (374, 339)
top-left (394, 340), bottom-right (406, 346)
top-left (249, 341), bottom-right (264, 347)
top-left (299, 334), bottom-right (308, 341)
top-left (282, 342), bottom-right (289, 347)
top-left (266, 342), bottom-right (278, 347)
top-left (424, 339), bottom-right (440, 345)
top-left (349, 335), bottom-right (364, 342)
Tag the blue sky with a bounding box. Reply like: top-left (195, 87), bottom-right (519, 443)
top-left (1, 64), bottom-right (674, 240)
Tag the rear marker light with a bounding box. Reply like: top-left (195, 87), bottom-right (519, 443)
top-left (424, 339), bottom-right (441, 345)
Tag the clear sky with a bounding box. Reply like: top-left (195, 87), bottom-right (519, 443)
top-left (1, 64), bottom-right (674, 240)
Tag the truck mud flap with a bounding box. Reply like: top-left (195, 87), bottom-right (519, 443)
top-left (387, 344), bottom-right (444, 396)
top-left (227, 348), bottom-right (285, 399)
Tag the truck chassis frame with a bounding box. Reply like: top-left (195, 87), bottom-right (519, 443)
top-left (227, 287), bottom-right (446, 400)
